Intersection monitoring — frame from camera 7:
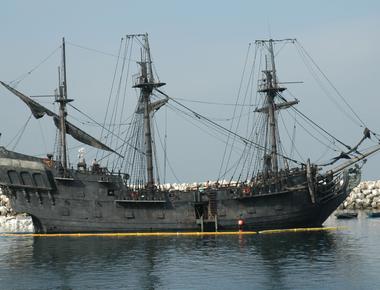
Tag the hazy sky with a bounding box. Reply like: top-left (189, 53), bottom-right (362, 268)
top-left (1, 0), bottom-right (380, 182)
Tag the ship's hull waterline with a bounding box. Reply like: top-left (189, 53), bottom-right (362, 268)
top-left (0, 147), bottom-right (355, 233)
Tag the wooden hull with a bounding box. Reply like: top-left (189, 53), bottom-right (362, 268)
top-left (0, 147), bottom-right (354, 233)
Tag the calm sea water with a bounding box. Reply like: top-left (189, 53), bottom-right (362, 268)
top-left (0, 215), bottom-right (379, 290)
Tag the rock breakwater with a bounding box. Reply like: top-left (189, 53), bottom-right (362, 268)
top-left (340, 181), bottom-right (380, 210)
top-left (0, 193), bottom-right (34, 232)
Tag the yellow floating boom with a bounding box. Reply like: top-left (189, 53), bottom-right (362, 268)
top-left (0, 226), bottom-right (346, 238)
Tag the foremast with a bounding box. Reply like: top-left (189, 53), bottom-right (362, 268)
top-left (132, 33), bottom-right (166, 191)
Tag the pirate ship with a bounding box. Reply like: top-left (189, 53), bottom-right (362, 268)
top-left (0, 35), bottom-right (378, 233)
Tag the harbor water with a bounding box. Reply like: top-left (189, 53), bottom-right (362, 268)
top-left (0, 215), bottom-right (379, 290)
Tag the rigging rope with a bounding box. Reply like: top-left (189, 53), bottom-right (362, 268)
top-left (67, 41), bottom-right (138, 62)
top-left (218, 43), bottom-right (253, 180)
top-left (173, 97), bottom-right (256, 107)
top-left (278, 92), bottom-right (351, 150)
top-left (223, 44), bottom-right (259, 179)
top-left (7, 114), bottom-right (32, 150)
top-left (296, 41), bottom-right (368, 128)
top-left (278, 112), bottom-right (305, 162)
top-left (109, 38), bottom-right (130, 169)
top-left (67, 103), bottom-right (141, 155)
top-left (289, 112), bottom-right (297, 159)
top-left (98, 38), bottom-right (124, 161)
top-left (164, 102), bottom-right (244, 153)
top-left (294, 42), bottom-right (364, 129)
top-left (37, 119), bottom-right (48, 154)
top-left (113, 37), bottom-right (135, 171)
top-left (155, 89), bottom-right (304, 166)
top-left (9, 46), bottom-right (61, 87)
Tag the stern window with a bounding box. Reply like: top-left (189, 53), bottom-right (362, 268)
top-left (20, 172), bottom-right (33, 186)
top-left (33, 173), bottom-right (46, 187)
top-left (7, 170), bottom-right (20, 185)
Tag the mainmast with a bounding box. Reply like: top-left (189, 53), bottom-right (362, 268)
top-left (256, 39), bottom-right (296, 175)
top-left (57, 37), bottom-right (73, 175)
top-left (132, 33), bottom-right (166, 191)
top-left (268, 40), bottom-right (279, 173)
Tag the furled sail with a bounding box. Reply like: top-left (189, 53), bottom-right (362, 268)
top-left (135, 97), bottom-right (168, 114)
top-left (52, 116), bottom-right (121, 155)
top-left (0, 81), bottom-right (55, 119)
top-left (0, 81), bottom-right (120, 155)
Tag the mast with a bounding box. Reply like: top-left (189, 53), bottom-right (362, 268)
top-left (132, 33), bottom-right (166, 191)
top-left (256, 39), bottom-right (296, 175)
top-left (268, 39), bottom-right (279, 173)
top-left (57, 37), bottom-right (73, 175)
top-left (143, 34), bottom-right (154, 190)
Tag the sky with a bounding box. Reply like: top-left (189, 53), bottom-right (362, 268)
top-left (1, 0), bottom-right (380, 182)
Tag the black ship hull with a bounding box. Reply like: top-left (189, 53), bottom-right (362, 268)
top-left (0, 147), bottom-right (357, 233)
top-left (26, 192), bottom-right (346, 233)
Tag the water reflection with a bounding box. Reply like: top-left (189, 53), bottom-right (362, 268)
top-left (0, 237), bottom-right (34, 269)
top-left (0, 223), bottom-right (377, 289)
top-left (248, 232), bottom-right (338, 289)
top-left (31, 237), bottom-right (168, 289)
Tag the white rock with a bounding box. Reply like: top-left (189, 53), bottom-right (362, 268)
top-left (362, 190), bottom-right (372, 197)
top-left (366, 194), bottom-right (374, 202)
top-left (373, 197), bottom-right (380, 204)
top-left (0, 215), bottom-right (34, 232)
top-left (0, 206), bottom-right (7, 216)
top-left (368, 182), bottom-right (376, 190)
top-left (353, 187), bottom-right (361, 194)
top-left (363, 198), bottom-right (372, 208)
top-left (360, 182), bottom-right (368, 190)
top-left (347, 203), bottom-right (355, 209)
top-left (0, 194), bottom-right (9, 206)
